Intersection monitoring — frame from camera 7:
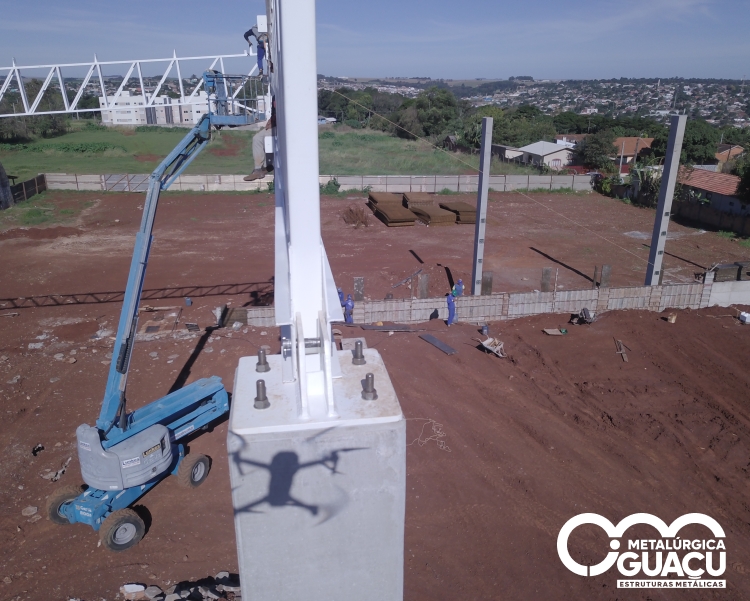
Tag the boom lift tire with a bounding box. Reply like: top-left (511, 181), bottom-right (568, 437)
top-left (99, 508), bottom-right (146, 552)
top-left (177, 454), bottom-right (211, 488)
top-left (46, 485), bottom-right (83, 525)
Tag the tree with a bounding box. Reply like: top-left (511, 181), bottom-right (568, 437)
top-left (578, 129), bottom-right (617, 171)
top-left (735, 157), bottom-right (750, 202)
top-left (396, 105), bottom-right (423, 139)
top-left (413, 87), bottom-right (459, 138)
top-left (460, 106), bottom-right (504, 147)
top-left (653, 118), bottom-right (719, 165)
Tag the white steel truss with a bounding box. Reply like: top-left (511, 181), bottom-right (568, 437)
top-left (0, 51), bottom-right (258, 118)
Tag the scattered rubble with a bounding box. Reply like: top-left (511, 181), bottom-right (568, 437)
top-left (21, 506), bottom-right (38, 517)
top-left (31, 444), bottom-right (44, 456)
top-left (117, 573), bottom-right (241, 601)
top-left (41, 457), bottom-right (72, 482)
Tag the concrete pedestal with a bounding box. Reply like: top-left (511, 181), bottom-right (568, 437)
top-left (228, 348), bottom-right (405, 601)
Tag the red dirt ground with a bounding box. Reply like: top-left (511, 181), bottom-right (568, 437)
top-left (1, 191), bottom-right (749, 600)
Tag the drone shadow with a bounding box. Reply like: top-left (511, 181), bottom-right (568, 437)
top-left (229, 433), bottom-right (367, 525)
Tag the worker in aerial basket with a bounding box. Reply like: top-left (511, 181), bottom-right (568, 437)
top-left (244, 25), bottom-right (268, 76)
top-left (446, 292), bottom-right (457, 326)
top-left (244, 98), bottom-right (276, 182)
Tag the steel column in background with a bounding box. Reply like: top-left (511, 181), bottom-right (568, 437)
top-left (644, 114), bottom-right (687, 286)
top-left (471, 117), bottom-right (493, 296)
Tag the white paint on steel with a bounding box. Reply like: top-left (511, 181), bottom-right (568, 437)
top-left (0, 52), bottom-right (256, 118)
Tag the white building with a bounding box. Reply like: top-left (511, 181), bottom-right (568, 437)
top-left (98, 90), bottom-right (209, 127)
top-left (517, 141), bottom-right (574, 170)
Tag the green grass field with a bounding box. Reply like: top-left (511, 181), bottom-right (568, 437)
top-left (0, 123), bottom-right (534, 180)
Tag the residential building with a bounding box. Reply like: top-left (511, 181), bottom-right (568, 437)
top-left (555, 134), bottom-right (588, 148)
top-left (98, 90), bottom-right (209, 126)
top-left (613, 137), bottom-right (654, 164)
top-left (491, 144), bottom-right (523, 161)
top-left (678, 168), bottom-right (743, 214)
top-left (715, 144), bottom-right (744, 164)
top-left (516, 141), bottom-right (573, 169)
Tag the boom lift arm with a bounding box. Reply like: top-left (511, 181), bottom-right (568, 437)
top-left (47, 71), bottom-right (265, 551)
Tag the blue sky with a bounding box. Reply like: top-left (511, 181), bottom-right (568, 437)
top-left (1, 0), bottom-right (748, 80)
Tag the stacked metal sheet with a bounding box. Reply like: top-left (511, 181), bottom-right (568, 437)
top-left (403, 192), bottom-right (435, 208)
top-left (439, 201), bottom-right (477, 224)
top-left (367, 192), bottom-right (416, 227)
top-left (410, 206), bottom-right (456, 226)
top-left (712, 262), bottom-right (749, 282)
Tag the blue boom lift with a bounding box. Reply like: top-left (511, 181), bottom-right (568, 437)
top-left (46, 72), bottom-right (265, 551)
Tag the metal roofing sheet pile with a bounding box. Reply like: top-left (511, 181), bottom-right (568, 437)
top-left (439, 201), bottom-right (476, 224)
top-left (403, 192), bottom-right (434, 208)
top-left (367, 193), bottom-right (416, 227)
top-left (410, 205), bottom-right (456, 226)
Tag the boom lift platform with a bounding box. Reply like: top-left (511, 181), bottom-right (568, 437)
top-left (46, 71), bottom-right (267, 551)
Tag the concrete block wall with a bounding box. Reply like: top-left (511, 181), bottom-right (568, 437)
top-left (46, 173), bottom-right (595, 194)
top-left (246, 278), bottom-right (750, 327)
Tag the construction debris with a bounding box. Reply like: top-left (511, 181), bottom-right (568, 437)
top-left (614, 338), bottom-right (630, 362)
top-left (543, 328), bottom-right (567, 336)
top-left (569, 308), bottom-right (594, 325)
top-left (120, 572), bottom-right (241, 601)
top-left (41, 457), bottom-right (72, 482)
top-left (419, 333), bottom-right (457, 355)
top-left (476, 337), bottom-right (507, 358)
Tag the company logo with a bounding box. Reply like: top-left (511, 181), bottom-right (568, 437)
top-left (557, 513), bottom-right (726, 589)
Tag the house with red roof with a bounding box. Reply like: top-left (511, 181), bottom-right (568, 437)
top-left (678, 168), bottom-right (743, 214)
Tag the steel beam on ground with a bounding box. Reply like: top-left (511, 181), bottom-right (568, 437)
top-left (645, 115), bottom-right (687, 286)
top-left (471, 117), bottom-right (493, 296)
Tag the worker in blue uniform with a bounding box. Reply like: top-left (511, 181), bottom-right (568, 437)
top-left (446, 293), bottom-right (457, 326)
top-left (344, 295), bottom-right (354, 324)
top-left (244, 25), bottom-right (268, 76)
top-left (338, 287), bottom-right (345, 306)
top-left (452, 278), bottom-right (464, 297)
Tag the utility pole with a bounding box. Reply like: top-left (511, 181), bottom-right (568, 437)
top-left (471, 117), bottom-right (492, 296)
top-left (644, 114), bottom-right (687, 286)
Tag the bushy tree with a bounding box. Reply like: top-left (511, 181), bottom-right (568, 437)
top-left (578, 129), bottom-right (617, 171)
top-left (734, 157), bottom-right (750, 202)
top-left (652, 118), bottom-right (719, 165)
top-left (460, 105), bottom-right (504, 147)
top-left (413, 87), bottom-right (459, 137)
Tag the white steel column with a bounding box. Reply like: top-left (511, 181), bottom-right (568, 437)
top-left (277, 0), bottom-right (323, 335)
top-left (229, 3), bottom-right (405, 599)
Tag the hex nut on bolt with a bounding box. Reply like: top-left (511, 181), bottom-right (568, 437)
top-left (254, 379), bottom-right (270, 410)
top-left (361, 372), bottom-right (378, 401)
top-left (352, 340), bottom-right (366, 365)
top-left (256, 348), bottom-right (270, 373)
